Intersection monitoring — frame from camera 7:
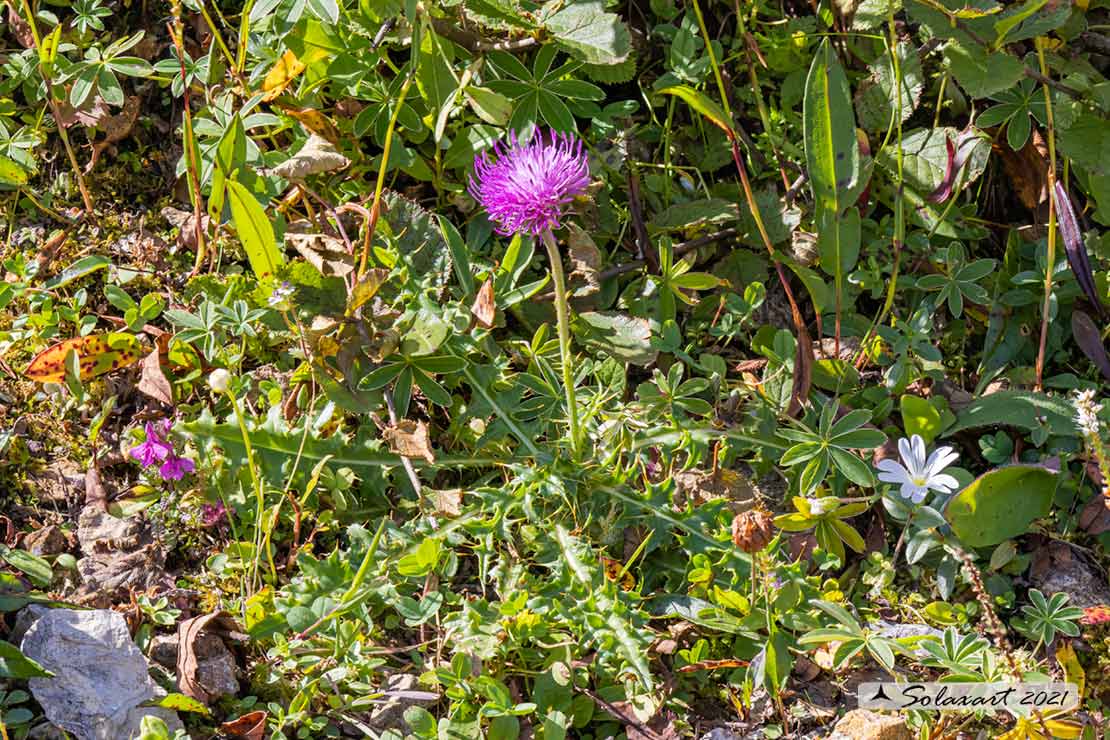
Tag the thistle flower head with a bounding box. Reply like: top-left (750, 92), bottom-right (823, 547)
top-left (468, 129), bottom-right (590, 236)
top-left (1074, 389), bottom-right (1102, 438)
top-left (875, 434), bottom-right (959, 504)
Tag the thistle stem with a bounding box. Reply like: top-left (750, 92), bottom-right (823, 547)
top-left (541, 227), bottom-right (583, 459)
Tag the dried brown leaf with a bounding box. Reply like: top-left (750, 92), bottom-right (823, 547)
top-left (286, 223), bottom-right (354, 277)
top-left (566, 224), bottom-right (602, 297)
top-left (382, 420), bottom-right (435, 464)
top-left (87, 96), bottom-right (142, 173)
top-left (470, 278), bottom-right (496, 329)
top-left (997, 127), bottom-right (1049, 210)
top-left (273, 134), bottom-right (350, 181)
top-left (84, 460), bottom-right (108, 511)
top-left (220, 711), bottom-right (268, 739)
top-left (176, 611), bottom-right (242, 704)
top-left (6, 4), bottom-right (34, 47)
top-left (138, 347), bottom-right (173, 406)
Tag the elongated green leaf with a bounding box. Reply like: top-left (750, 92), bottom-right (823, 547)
top-left (945, 465), bottom-right (1056, 547)
top-left (657, 85), bottom-right (733, 136)
top-left (43, 255), bottom-right (111, 290)
top-left (226, 179), bottom-right (283, 281)
top-left (0, 545), bottom-right (52, 587)
top-left (803, 39), bottom-right (859, 218)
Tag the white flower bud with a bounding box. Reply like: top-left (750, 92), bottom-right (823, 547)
top-left (208, 368), bottom-right (231, 393)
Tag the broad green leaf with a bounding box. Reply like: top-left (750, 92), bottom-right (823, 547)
top-left (945, 390), bottom-right (1076, 438)
top-left (944, 43), bottom-right (1024, 99)
top-left (945, 465), bottom-right (1056, 547)
top-left (0, 155), bottom-right (28, 186)
top-left (900, 394), bottom-right (944, 444)
top-left (0, 640), bottom-right (52, 679)
top-left (546, 4), bottom-right (631, 65)
top-left (803, 39), bottom-right (860, 218)
top-left (226, 179), bottom-right (283, 281)
top-left (0, 546), bottom-right (51, 587)
top-left (145, 693), bottom-right (210, 715)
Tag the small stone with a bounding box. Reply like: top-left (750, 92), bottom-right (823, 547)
top-left (20, 608), bottom-right (183, 740)
top-left (829, 709), bottom-right (911, 740)
top-left (367, 674), bottom-right (438, 732)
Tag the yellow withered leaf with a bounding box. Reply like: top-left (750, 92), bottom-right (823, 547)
top-left (262, 50), bottom-right (306, 102)
top-left (280, 106), bottom-right (342, 146)
top-left (24, 333), bottom-right (142, 383)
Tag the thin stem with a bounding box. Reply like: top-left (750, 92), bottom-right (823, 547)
top-left (1034, 39), bottom-right (1059, 391)
top-left (357, 74), bottom-right (412, 280)
top-left (225, 387), bottom-right (276, 591)
top-left (167, 6), bottom-right (207, 276)
top-left (19, 0), bottom-right (94, 213)
top-left (541, 228), bottom-right (583, 459)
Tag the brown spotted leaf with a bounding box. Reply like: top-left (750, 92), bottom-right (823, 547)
top-left (24, 333), bottom-right (142, 383)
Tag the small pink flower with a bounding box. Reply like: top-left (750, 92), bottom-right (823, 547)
top-left (129, 422), bottom-right (173, 467)
top-left (200, 501), bottom-right (227, 527)
top-left (159, 454), bottom-right (195, 481)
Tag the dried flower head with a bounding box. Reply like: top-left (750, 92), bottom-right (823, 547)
top-left (1074, 388), bottom-right (1102, 438)
top-left (468, 129), bottom-right (590, 236)
top-left (731, 508), bottom-right (775, 554)
top-left (200, 501), bottom-right (227, 527)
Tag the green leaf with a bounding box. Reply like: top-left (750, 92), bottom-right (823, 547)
top-left (0, 155), bottom-right (29, 186)
top-left (43, 255), bottom-right (111, 290)
top-left (0, 640), bottom-right (52, 679)
top-left (0, 545), bottom-right (52, 587)
top-left (145, 693), bottom-right (210, 715)
top-left (657, 85), bottom-right (733, 136)
top-left (945, 390), bottom-right (1076, 438)
top-left (804, 39), bottom-right (860, 218)
top-left (649, 198), bottom-right (739, 232)
top-left (545, 4), bottom-right (631, 65)
top-left (944, 43), bottom-right (1024, 99)
top-left (900, 394), bottom-right (943, 444)
top-left (226, 178), bottom-right (283, 281)
top-left (574, 311), bottom-right (657, 366)
top-left (944, 465), bottom-right (1056, 547)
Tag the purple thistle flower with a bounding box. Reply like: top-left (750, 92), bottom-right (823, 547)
top-left (129, 422), bottom-right (173, 467)
top-left (468, 129), bottom-right (590, 236)
top-left (159, 453), bottom-right (195, 481)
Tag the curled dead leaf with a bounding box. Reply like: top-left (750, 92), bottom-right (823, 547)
top-left (566, 224), bottom-right (602, 298)
top-left (220, 710), bottom-right (268, 739)
top-left (176, 611), bottom-right (242, 704)
top-left (285, 222), bottom-right (354, 277)
top-left (382, 420), bottom-right (435, 464)
top-left (273, 134), bottom-right (350, 181)
top-left (87, 96), bottom-right (142, 173)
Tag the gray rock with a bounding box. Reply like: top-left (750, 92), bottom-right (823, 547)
top-left (1030, 547), bottom-right (1110, 608)
top-left (19, 608), bottom-right (183, 740)
top-left (869, 621), bottom-right (944, 657)
top-left (367, 673), bottom-right (438, 732)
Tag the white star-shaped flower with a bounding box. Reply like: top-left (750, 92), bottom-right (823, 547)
top-left (876, 434), bottom-right (959, 504)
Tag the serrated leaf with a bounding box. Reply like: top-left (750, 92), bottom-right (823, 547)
top-left (24, 333), bottom-right (142, 383)
top-left (546, 4), bottom-right (631, 65)
top-left (945, 42), bottom-right (1024, 99)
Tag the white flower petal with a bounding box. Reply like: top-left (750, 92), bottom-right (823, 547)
top-left (910, 435), bottom-right (927, 470)
top-left (897, 437), bottom-right (915, 469)
top-left (877, 462), bottom-right (912, 485)
top-left (899, 481), bottom-right (922, 500)
top-left (910, 488), bottom-right (927, 504)
top-left (927, 473), bottom-right (959, 492)
top-left (924, 446), bottom-right (959, 476)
